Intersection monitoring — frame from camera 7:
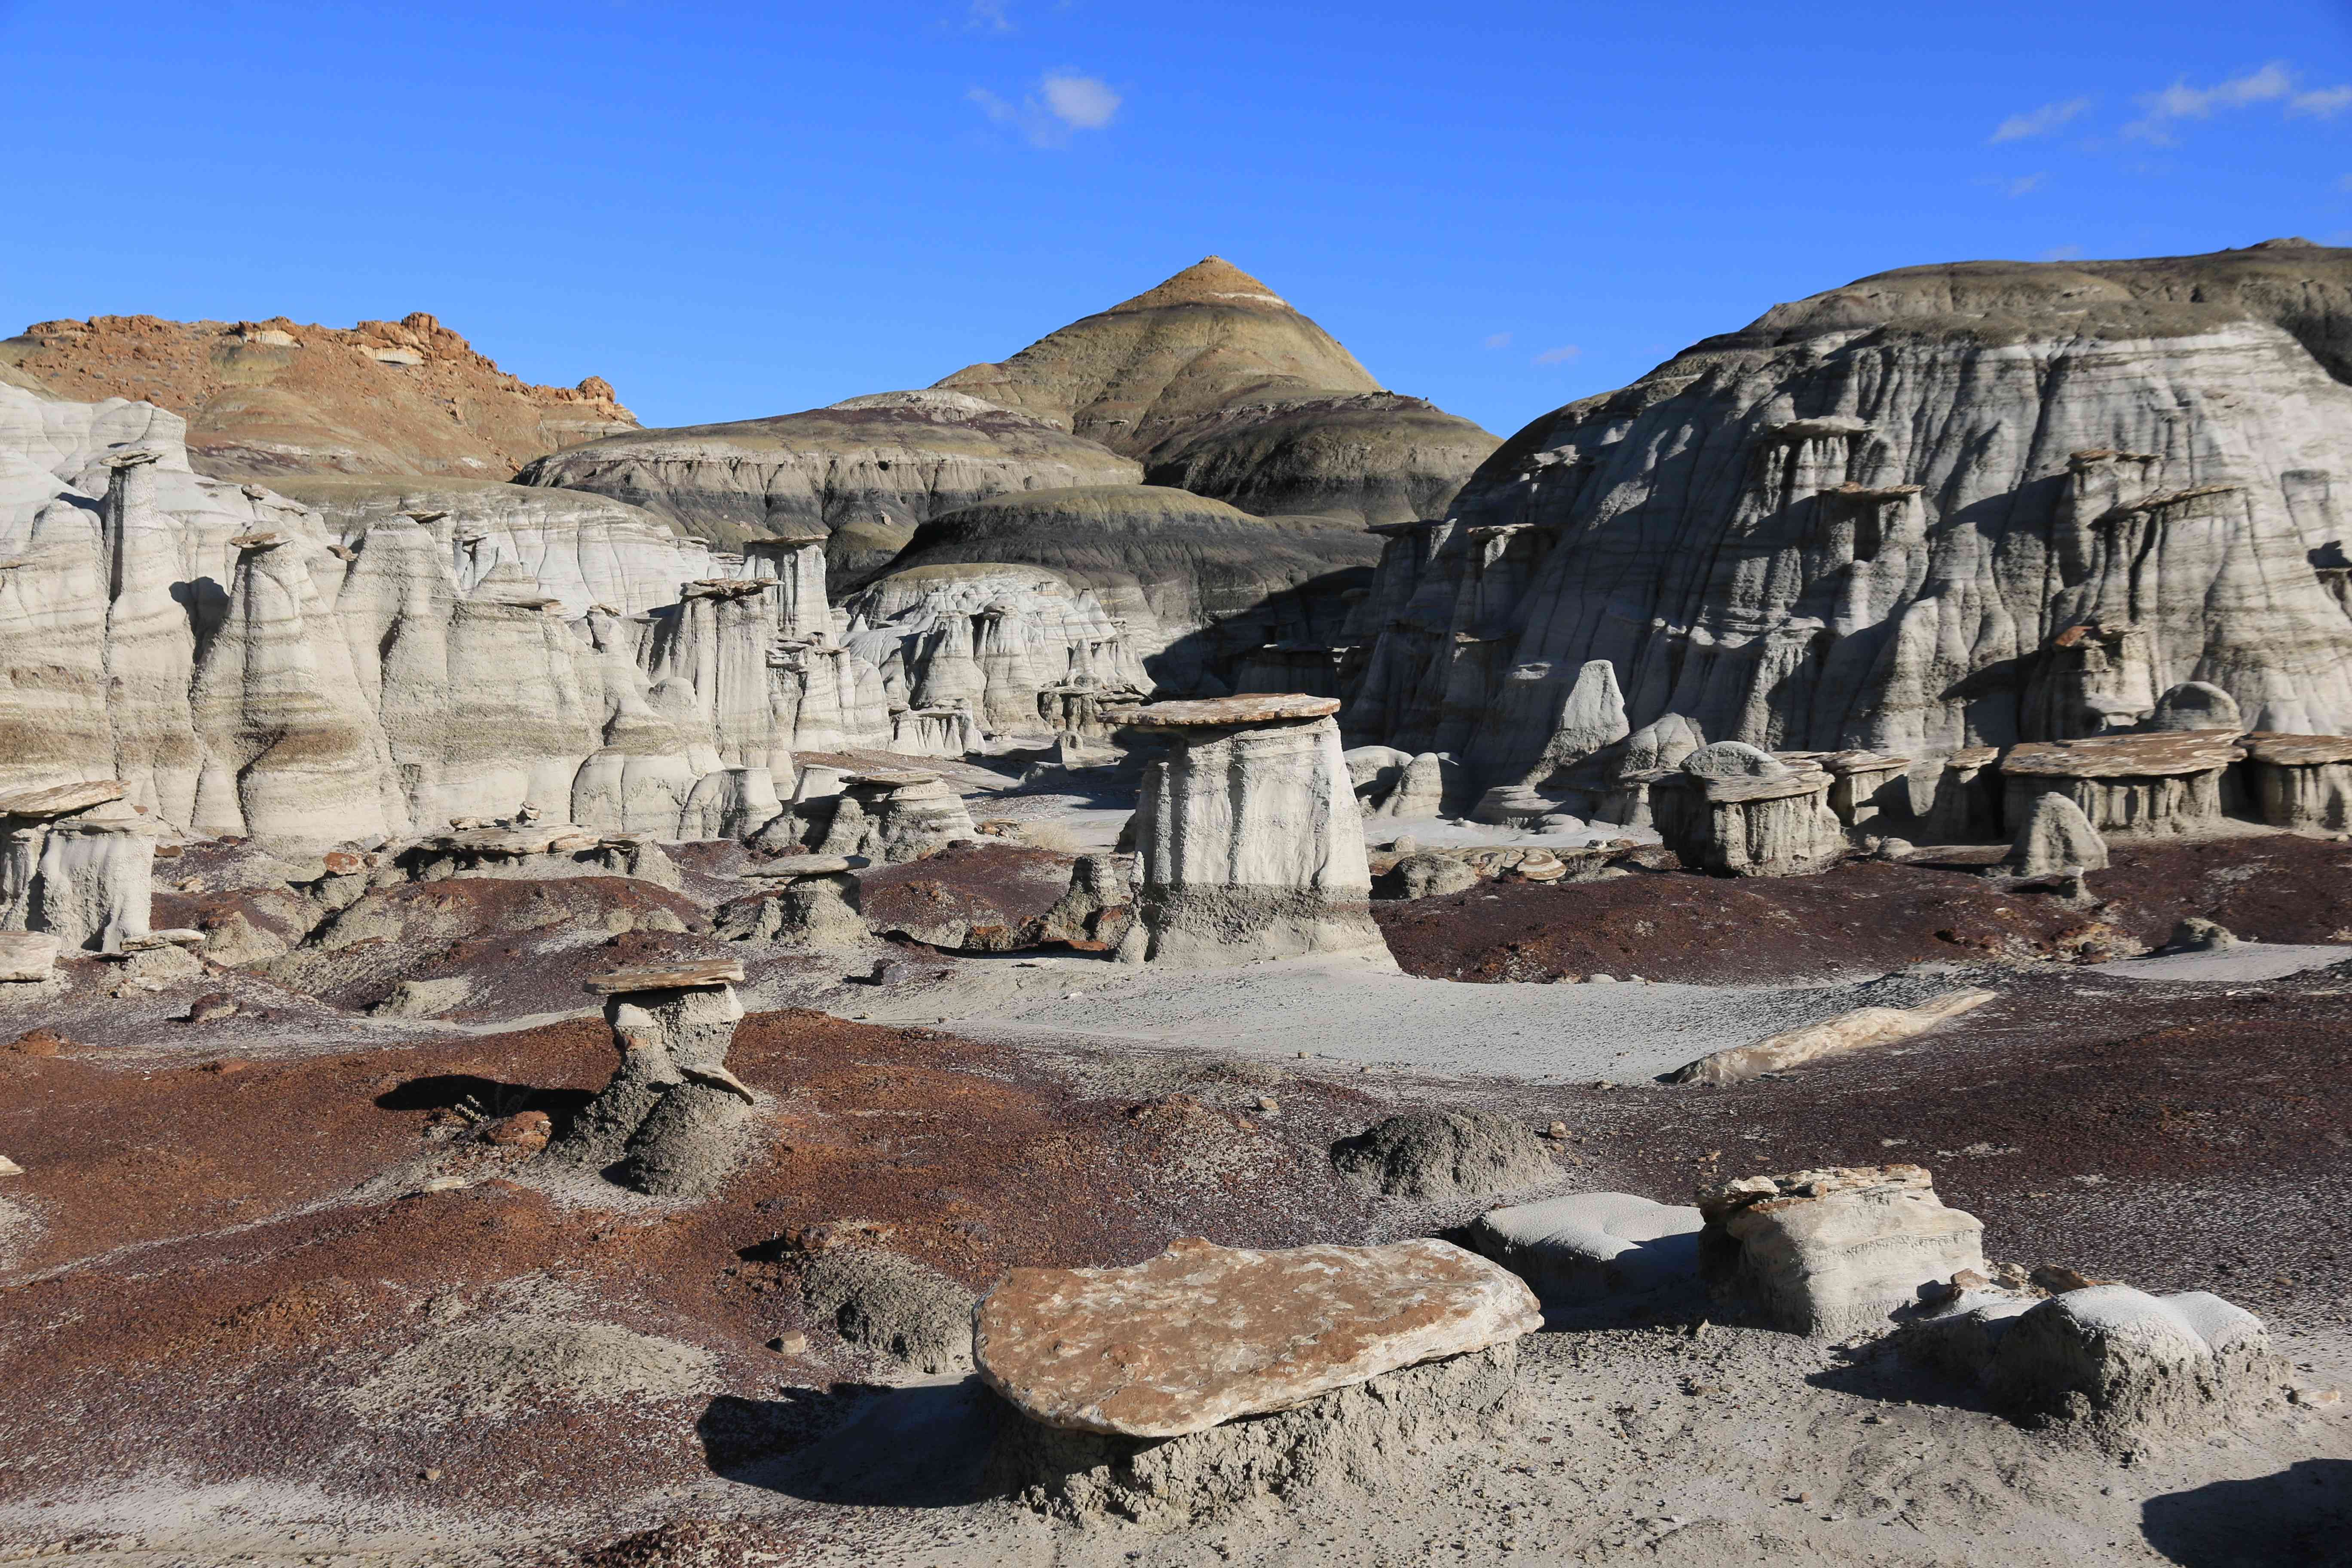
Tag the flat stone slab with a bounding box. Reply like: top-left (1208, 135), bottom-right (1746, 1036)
top-left (741, 854), bottom-right (868, 879)
top-left (582, 959), bottom-right (745, 995)
top-left (2241, 732), bottom-right (2352, 766)
top-left (1116, 694), bottom-right (1341, 729)
top-left (2094, 943), bottom-right (2352, 983)
top-left (2001, 731), bottom-right (2245, 778)
top-left (974, 1236), bottom-right (1540, 1438)
top-left (0, 780), bottom-right (126, 819)
top-left (845, 769), bottom-right (944, 787)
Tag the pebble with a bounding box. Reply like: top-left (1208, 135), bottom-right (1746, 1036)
top-left (1256, 1096), bottom-right (1280, 1114)
top-left (2289, 1386), bottom-right (2342, 1406)
top-left (421, 1468), bottom-right (442, 1483)
top-left (766, 1332), bottom-right (809, 1355)
top-left (0, 1156), bottom-right (21, 1177)
top-left (1587, 974), bottom-right (1619, 984)
top-left (420, 1176), bottom-right (466, 1194)
top-left (1546, 1121), bottom-right (1570, 1139)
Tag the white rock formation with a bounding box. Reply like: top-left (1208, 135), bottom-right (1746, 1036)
top-left (1342, 245), bottom-right (2352, 781)
top-left (1699, 1164), bottom-right (1986, 1338)
top-left (2242, 732), bottom-right (2352, 830)
top-left (0, 382), bottom-right (925, 849)
top-left (1999, 731), bottom-right (2245, 837)
top-left (2006, 792), bottom-right (2110, 877)
top-left (1664, 989), bottom-right (1996, 1085)
top-left (1117, 695), bottom-right (1389, 966)
top-left (0, 781), bottom-right (155, 951)
top-left (1650, 744), bottom-right (1847, 876)
top-left (1469, 1191), bottom-right (1705, 1306)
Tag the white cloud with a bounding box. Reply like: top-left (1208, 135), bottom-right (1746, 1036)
top-left (1041, 74), bottom-right (1121, 130)
top-left (1990, 96), bottom-right (2092, 144)
top-left (2005, 172), bottom-right (2047, 197)
top-left (1483, 332), bottom-right (1512, 350)
top-left (2337, 173), bottom-right (2352, 193)
top-left (967, 0), bottom-right (1012, 31)
top-left (969, 72), bottom-right (1121, 147)
top-left (1534, 345), bottom-right (1581, 366)
top-left (2121, 61), bottom-right (2352, 142)
top-left (2040, 244), bottom-right (2086, 261)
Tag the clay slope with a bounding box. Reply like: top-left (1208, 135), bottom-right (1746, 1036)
top-left (0, 312), bottom-right (634, 481)
top-left (514, 390), bottom-right (1143, 577)
top-left (873, 484), bottom-right (1381, 687)
top-left (936, 258), bottom-right (1498, 525)
top-left (1347, 238), bottom-right (2352, 777)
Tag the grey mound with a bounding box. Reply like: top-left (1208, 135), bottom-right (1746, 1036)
top-left (1392, 852), bottom-right (1479, 900)
top-left (991, 1342), bottom-right (1520, 1529)
top-left (2007, 792), bottom-right (2109, 877)
top-left (800, 1248), bottom-right (976, 1374)
top-left (1330, 1111), bottom-right (1559, 1200)
top-left (2165, 916), bottom-right (2242, 952)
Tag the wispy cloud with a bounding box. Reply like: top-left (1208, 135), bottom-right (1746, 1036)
top-left (1990, 96), bottom-right (2092, 144)
top-left (2123, 61), bottom-right (2352, 143)
top-left (2040, 244), bottom-right (2086, 261)
top-left (970, 71), bottom-right (1122, 147)
top-left (966, 0), bottom-right (1012, 31)
top-left (1534, 345), bottom-right (1581, 366)
top-left (1483, 332), bottom-right (1512, 350)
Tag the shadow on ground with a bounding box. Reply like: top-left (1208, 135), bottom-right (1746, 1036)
top-left (698, 1378), bottom-right (1006, 1508)
top-left (2141, 1459), bottom-right (2352, 1565)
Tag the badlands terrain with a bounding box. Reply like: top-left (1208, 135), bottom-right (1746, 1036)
top-left (3, 246), bottom-right (2352, 1567)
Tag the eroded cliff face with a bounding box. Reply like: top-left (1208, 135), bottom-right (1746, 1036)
top-left (0, 312), bottom-right (634, 480)
top-left (513, 390), bottom-right (1143, 579)
top-left (0, 383), bottom-right (912, 848)
top-left (1346, 242), bottom-right (2352, 780)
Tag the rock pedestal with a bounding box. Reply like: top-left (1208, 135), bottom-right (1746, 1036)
top-left (817, 770), bottom-right (977, 864)
top-left (714, 854), bottom-right (869, 950)
top-left (1649, 743), bottom-right (1846, 877)
top-left (1925, 746), bottom-right (2003, 843)
top-left (1999, 731), bottom-right (2246, 837)
top-left (1033, 852), bottom-right (1134, 947)
top-left (1824, 750), bottom-right (1911, 827)
top-left (542, 960), bottom-right (757, 1197)
top-left (2240, 732), bottom-right (2352, 832)
top-left (0, 781), bottom-right (156, 952)
top-left (402, 825), bottom-right (682, 889)
top-left (1115, 695), bottom-right (1387, 965)
top-left (1698, 1164), bottom-right (1985, 1338)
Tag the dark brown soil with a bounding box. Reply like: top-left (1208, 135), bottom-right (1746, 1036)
top-left (859, 841), bottom-right (1075, 942)
top-left (1375, 836), bottom-right (2352, 984)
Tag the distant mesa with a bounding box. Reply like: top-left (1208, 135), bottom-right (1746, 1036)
top-left (0, 310), bottom-right (634, 482)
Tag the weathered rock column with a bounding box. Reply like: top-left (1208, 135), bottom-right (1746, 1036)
top-left (1648, 743), bottom-right (1846, 877)
top-left (1823, 750), bottom-right (1911, 827)
top-left (1999, 731), bottom-right (2247, 837)
top-left (543, 959), bottom-right (758, 1197)
top-left (713, 854), bottom-right (869, 950)
top-left (820, 769), bottom-right (978, 863)
top-left (2241, 733), bottom-right (2352, 832)
top-left (1699, 1164), bottom-right (1985, 1338)
top-left (0, 781), bottom-right (156, 952)
top-left (1117, 695), bottom-right (1389, 966)
top-left (1924, 745), bottom-right (2003, 842)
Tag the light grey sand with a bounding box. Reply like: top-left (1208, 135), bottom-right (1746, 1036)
top-left (2095, 943), bottom-right (2351, 983)
top-left (859, 953), bottom-right (1980, 1084)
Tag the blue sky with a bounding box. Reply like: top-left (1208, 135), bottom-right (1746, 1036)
top-left (2, 1), bottom-right (2349, 441)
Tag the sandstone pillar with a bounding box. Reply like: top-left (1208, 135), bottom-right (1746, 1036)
top-left (1117, 695), bottom-right (1389, 966)
top-left (1648, 742), bottom-right (1846, 876)
top-left (544, 959), bottom-right (757, 1197)
top-left (1998, 731), bottom-right (2246, 837)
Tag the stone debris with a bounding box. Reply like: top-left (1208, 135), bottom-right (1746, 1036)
top-left (713, 861), bottom-right (867, 951)
top-left (1032, 852), bottom-right (1134, 947)
top-left (1698, 1165), bottom-right (1986, 1338)
top-left (545, 971), bottom-right (758, 1197)
top-left (1329, 1110), bottom-right (1561, 1198)
top-left (371, 976), bottom-right (476, 1018)
top-left (1469, 1191), bottom-right (1705, 1306)
top-left (0, 1155), bottom-right (21, 1176)
top-left (1664, 989), bottom-right (1995, 1086)
top-left (1118, 694), bottom-right (1387, 966)
top-left (2162, 916), bottom-right (2241, 953)
top-left (974, 1235), bottom-right (1540, 1438)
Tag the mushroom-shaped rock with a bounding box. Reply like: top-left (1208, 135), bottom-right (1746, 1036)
top-left (1115, 695), bottom-right (1388, 966)
top-left (1999, 732), bottom-right (2246, 838)
top-left (545, 961), bottom-right (757, 1197)
top-left (714, 858), bottom-right (868, 950)
top-left (2241, 732), bottom-right (2352, 831)
top-left (1698, 1164), bottom-right (1986, 1338)
top-left (1649, 749), bottom-right (1844, 877)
